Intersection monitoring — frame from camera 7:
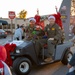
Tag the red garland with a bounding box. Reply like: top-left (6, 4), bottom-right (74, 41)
top-left (4, 43), bottom-right (16, 67)
top-left (34, 15), bottom-right (41, 25)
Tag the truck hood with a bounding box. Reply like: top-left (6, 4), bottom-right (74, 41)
top-left (9, 40), bottom-right (32, 49)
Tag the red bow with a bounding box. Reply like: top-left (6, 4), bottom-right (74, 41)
top-left (4, 43), bottom-right (16, 67)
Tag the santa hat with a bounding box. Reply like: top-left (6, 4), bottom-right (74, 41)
top-left (29, 18), bottom-right (36, 22)
top-left (0, 46), bottom-right (7, 61)
top-left (48, 16), bottom-right (56, 21)
top-left (0, 46), bottom-right (12, 75)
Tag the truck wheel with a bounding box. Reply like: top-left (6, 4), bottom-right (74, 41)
top-left (61, 50), bottom-right (73, 65)
top-left (13, 57), bottom-right (32, 75)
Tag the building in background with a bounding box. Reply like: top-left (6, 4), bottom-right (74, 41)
top-left (0, 17), bottom-right (49, 32)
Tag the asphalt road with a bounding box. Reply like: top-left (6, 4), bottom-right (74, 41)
top-left (12, 62), bottom-right (68, 75)
top-left (0, 35), bottom-right (75, 75)
top-left (28, 62), bottom-right (68, 75)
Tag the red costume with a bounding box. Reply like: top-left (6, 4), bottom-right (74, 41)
top-left (0, 46), bottom-right (6, 75)
top-left (34, 15), bottom-right (41, 25)
top-left (34, 15), bottom-right (45, 30)
top-left (0, 46), bottom-right (12, 75)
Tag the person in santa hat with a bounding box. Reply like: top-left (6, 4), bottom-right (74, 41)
top-left (0, 46), bottom-right (12, 75)
top-left (26, 17), bottom-right (43, 40)
top-left (36, 16), bottom-right (62, 61)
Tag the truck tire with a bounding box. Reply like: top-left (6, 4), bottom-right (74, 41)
top-left (13, 57), bottom-right (32, 75)
top-left (61, 50), bottom-right (73, 65)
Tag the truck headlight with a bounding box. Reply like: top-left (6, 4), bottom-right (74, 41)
top-left (16, 49), bottom-right (21, 53)
top-left (11, 56), bottom-right (15, 59)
